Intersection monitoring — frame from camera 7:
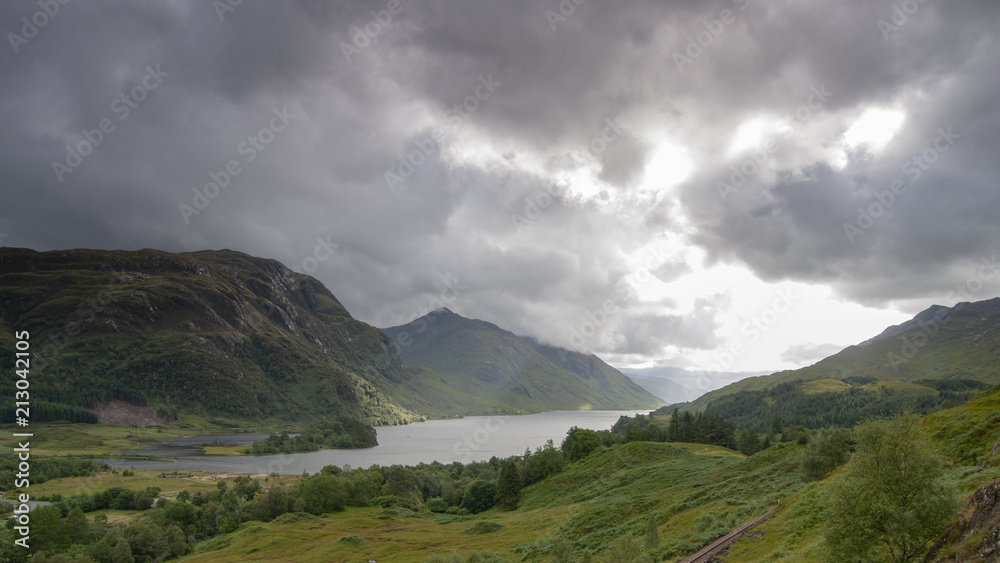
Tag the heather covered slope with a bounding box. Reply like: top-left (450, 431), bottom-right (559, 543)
top-left (675, 298), bottom-right (1000, 413)
top-left (0, 247), bottom-right (420, 425)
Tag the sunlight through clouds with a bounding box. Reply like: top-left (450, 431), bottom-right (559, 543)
top-left (727, 118), bottom-right (768, 157)
top-left (843, 107), bottom-right (906, 152)
top-left (638, 141), bottom-right (694, 194)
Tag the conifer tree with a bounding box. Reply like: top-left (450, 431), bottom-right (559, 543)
top-left (496, 461), bottom-right (522, 510)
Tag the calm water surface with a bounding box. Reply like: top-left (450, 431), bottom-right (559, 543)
top-left (102, 410), bottom-right (646, 474)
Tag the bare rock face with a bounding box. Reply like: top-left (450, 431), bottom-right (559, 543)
top-left (925, 479), bottom-right (1000, 562)
top-left (95, 400), bottom-right (173, 426)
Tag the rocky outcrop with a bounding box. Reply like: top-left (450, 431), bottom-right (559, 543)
top-left (926, 479), bottom-right (1000, 562)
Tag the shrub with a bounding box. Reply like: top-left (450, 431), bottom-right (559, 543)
top-left (337, 535), bottom-right (367, 545)
top-left (461, 521), bottom-right (504, 535)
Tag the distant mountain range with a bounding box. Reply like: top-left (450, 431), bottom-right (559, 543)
top-left (382, 308), bottom-right (663, 413)
top-left (5, 247), bottom-right (995, 427)
top-left (675, 297), bottom-right (1000, 412)
top-left (618, 366), bottom-right (772, 404)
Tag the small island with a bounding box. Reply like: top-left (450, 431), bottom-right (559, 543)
top-left (244, 416), bottom-right (377, 455)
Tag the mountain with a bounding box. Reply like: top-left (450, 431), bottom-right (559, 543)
top-left (382, 308), bottom-right (663, 412)
top-left (0, 247), bottom-right (428, 426)
top-left (678, 297), bottom-right (1000, 412)
top-left (619, 366), bottom-right (773, 404)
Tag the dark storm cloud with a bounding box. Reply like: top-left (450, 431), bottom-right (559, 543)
top-left (2, 0), bottom-right (999, 361)
top-left (674, 1), bottom-right (1000, 303)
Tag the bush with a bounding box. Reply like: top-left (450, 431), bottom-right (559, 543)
top-left (802, 428), bottom-right (852, 480)
top-left (426, 497), bottom-right (449, 513)
top-left (372, 494), bottom-right (423, 511)
top-left (336, 534), bottom-right (367, 545)
top-left (461, 521), bottom-right (504, 535)
top-left (562, 427), bottom-right (603, 461)
top-left (460, 481), bottom-right (496, 514)
top-left (378, 507), bottom-right (427, 519)
top-left (272, 512), bottom-right (318, 524)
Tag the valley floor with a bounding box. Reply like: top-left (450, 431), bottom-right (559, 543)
top-left (8, 386), bottom-right (1000, 562)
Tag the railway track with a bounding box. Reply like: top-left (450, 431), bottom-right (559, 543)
top-left (678, 507), bottom-right (776, 563)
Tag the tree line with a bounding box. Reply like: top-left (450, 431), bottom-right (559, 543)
top-left (244, 416), bottom-right (378, 453)
top-left (699, 378), bottom-right (986, 431)
top-left (1, 402), bottom-right (967, 562)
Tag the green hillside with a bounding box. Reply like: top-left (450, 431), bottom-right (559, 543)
top-left (677, 298), bottom-right (1000, 413)
top-left (257, 387), bottom-right (1000, 562)
top-left (383, 308), bottom-right (663, 412)
top-left (0, 247), bottom-right (425, 427)
top-left (9, 385), bottom-right (1000, 562)
top-left (682, 377), bottom-right (988, 432)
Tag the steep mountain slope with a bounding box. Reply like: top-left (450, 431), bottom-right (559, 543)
top-left (382, 308), bottom-right (662, 412)
top-left (677, 297), bottom-right (1000, 412)
top-left (0, 248), bottom-right (421, 425)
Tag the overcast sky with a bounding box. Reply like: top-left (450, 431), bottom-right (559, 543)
top-left (2, 0), bottom-right (999, 378)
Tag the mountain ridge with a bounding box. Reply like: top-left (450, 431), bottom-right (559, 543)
top-left (0, 247), bottom-right (424, 426)
top-left (674, 296), bottom-right (1000, 412)
top-left (383, 308), bottom-right (663, 412)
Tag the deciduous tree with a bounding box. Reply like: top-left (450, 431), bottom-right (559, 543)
top-left (824, 416), bottom-right (958, 562)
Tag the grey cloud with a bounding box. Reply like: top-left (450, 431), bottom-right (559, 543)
top-left (1, 0), bottom-right (999, 368)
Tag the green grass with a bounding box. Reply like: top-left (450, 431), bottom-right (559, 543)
top-left (0, 413), bottom-right (277, 458)
top-left (177, 506), bottom-right (568, 562)
top-left (201, 445), bottom-right (248, 456)
top-left (172, 387), bottom-right (1000, 562)
top-left (800, 378), bottom-right (852, 394)
top-left (15, 386), bottom-right (1000, 562)
top-left (21, 469), bottom-right (300, 500)
top-left (174, 441), bottom-right (801, 562)
top-left (863, 380), bottom-right (939, 396)
top-left (924, 384), bottom-right (1000, 465)
top-left (720, 385), bottom-right (1000, 562)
